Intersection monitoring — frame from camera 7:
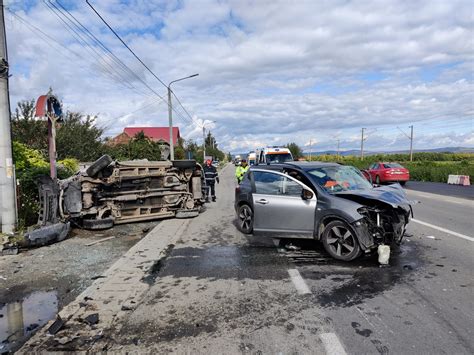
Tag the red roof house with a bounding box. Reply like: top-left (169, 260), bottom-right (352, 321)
top-left (109, 127), bottom-right (181, 146)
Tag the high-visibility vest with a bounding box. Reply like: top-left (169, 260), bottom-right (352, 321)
top-left (236, 165), bottom-right (249, 181)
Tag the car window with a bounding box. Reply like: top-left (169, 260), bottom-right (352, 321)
top-left (282, 178), bottom-right (303, 196)
top-left (253, 171), bottom-right (303, 196)
top-left (253, 171), bottom-right (284, 194)
top-left (383, 163), bottom-right (403, 168)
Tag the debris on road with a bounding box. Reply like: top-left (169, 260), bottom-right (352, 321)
top-left (47, 316), bottom-right (65, 335)
top-left (377, 245), bottom-right (390, 265)
top-left (83, 313), bottom-right (99, 326)
top-left (85, 236), bottom-right (116, 246)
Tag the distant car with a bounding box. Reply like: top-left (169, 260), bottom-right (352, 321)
top-left (235, 162), bottom-right (412, 261)
top-left (366, 162), bottom-right (410, 185)
top-left (212, 160), bottom-right (219, 167)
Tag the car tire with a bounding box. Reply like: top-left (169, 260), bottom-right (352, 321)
top-left (172, 160), bottom-right (196, 169)
top-left (322, 220), bottom-right (362, 261)
top-left (86, 155), bottom-right (113, 177)
top-left (83, 217), bottom-right (114, 230)
top-left (237, 204), bottom-right (253, 234)
top-left (375, 175), bottom-right (381, 185)
top-left (399, 181), bottom-right (406, 186)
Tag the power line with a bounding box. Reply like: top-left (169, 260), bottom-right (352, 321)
top-left (42, 1), bottom-right (194, 126)
top-left (85, 0), bottom-right (167, 88)
top-left (84, 0), bottom-right (201, 129)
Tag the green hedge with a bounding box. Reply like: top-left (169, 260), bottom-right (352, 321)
top-left (308, 153), bottom-right (474, 183)
top-left (13, 142), bottom-right (78, 229)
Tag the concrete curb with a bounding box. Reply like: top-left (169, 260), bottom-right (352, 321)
top-left (20, 218), bottom-right (191, 352)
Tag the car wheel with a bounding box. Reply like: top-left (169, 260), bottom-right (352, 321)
top-left (399, 181), bottom-right (406, 186)
top-left (375, 175), bottom-right (380, 185)
top-left (172, 160), bottom-right (196, 169)
top-left (322, 220), bottom-right (361, 261)
top-left (83, 217), bottom-right (114, 230)
top-left (237, 204), bottom-right (253, 234)
top-left (86, 155), bottom-right (113, 177)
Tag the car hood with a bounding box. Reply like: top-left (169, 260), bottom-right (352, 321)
top-left (334, 184), bottom-right (411, 211)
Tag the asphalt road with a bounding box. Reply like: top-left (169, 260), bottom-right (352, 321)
top-left (404, 180), bottom-right (474, 200)
top-left (56, 165), bottom-right (474, 353)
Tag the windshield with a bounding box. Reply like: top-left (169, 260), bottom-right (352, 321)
top-left (265, 153), bottom-right (293, 164)
top-left (308, 165), bottom-right (372, 193)
top-left (383, 163), bottom-right (403, 168)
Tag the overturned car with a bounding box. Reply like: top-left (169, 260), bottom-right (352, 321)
top-left (26, 155), bottom-right (206, 246)
top-left (235, 161), bottom-right (413, 261)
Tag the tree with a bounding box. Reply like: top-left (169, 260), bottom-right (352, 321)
top-left (286, 142), bottom-right (303, 159)
top-left (12, 99), bottom-right (106, 162)
top-left (11, 99), bottom-right (48, 153)
top-left (106, 131), bottom-right (163, 161)
top-left (56, 112), bottom-right (104, 161)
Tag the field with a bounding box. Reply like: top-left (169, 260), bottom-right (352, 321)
top-left (307, 152), bottom-right (474, 183)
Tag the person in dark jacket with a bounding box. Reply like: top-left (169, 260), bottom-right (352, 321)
top-left (203, 159), bottom-right (219, 201)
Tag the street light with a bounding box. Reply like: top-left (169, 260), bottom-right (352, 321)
top-left (202, 120), bottom-right (216, 162)
top-left (168, 73), bottom-right (199, 160)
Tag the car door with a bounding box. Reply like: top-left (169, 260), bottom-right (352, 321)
top-left (252, 170), bottom-right (316, 236)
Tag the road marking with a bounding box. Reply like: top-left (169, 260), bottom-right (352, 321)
top-left (406, 189), bottom-right (473, 206)
top-left (411, 219), bottom-right (474, 242)
top-left (288, 269), bottom-right (311, 294)
top-left (320, 333), bottom-right (347, 355)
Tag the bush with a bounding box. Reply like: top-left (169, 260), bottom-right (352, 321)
top-left (308, 152), bottom-right (474, 183)
top-left (13, 141), bottom-right (78, 229)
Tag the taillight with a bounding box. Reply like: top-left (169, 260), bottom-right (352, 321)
top-left (235, 186), bottom-right (241, 193)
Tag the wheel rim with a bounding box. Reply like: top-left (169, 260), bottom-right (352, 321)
top-left (239, 206), bottom-right (252, 231)
top-left (376, 176), bottom-right (380, 184)
top-left (326, 226), bottom-right (356, 257)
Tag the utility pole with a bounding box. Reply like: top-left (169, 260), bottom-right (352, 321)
top-left (336, 139), bottom-right (340, 160)
top-left (167, 86), bottom-right (174, 160)
top-left (360, 128), bottom-right (366, 160)
top-left (309, 139), bottom-right (312, 161)
top-left (202, 126), bottom-right (206, 162)
top-left (397, 125), bottom-right (414, 161)
top-left (0, 0), bottom-right (16, 233)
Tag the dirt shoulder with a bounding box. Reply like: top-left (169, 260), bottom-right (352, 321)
top-left (0, 221), bottom-right (157, 353)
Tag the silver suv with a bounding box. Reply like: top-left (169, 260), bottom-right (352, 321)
top-left (234, 162), bottom-right (412, 261)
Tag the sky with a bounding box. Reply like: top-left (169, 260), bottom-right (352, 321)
top-left (5, 0), bottom-right (474, 153)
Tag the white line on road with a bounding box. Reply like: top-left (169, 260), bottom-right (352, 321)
top-left (411, 219), bottom-right (474, 242)
top-left (320, 333), bottom-right (347, 355)
top-left (288, 269), bottom-right (311, 295)
top-left (406, 189), bottom-right (473, 206)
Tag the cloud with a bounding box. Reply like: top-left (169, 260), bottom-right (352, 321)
top-left (5, 0), bottom-right (474, 153)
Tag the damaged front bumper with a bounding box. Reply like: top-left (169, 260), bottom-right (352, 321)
top-left (351, 207), bottom-right (411, 252)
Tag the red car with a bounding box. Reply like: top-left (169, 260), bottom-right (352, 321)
top-left (366, 162), bottom-right (410, 185)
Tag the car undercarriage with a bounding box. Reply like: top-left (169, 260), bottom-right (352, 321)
top-left (26, 155), bottom-right (206, 246)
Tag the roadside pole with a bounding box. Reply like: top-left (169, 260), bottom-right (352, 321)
top-left (202, 126), bottom-right (206, 162)
top-left (0, 0), bottom-right (16, 233)
top-left (409, 125), bottom-right (413, 162)
top-left (167, 86), bottom-right (174, 160)
top-left (360, 127), bottom-right (365, 160)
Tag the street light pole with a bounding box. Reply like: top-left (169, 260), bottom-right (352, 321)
top-left (167, 73), bottom-right (198, 160)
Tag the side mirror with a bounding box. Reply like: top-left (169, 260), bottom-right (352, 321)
top-left (301, 188), bottom-right (314, 200)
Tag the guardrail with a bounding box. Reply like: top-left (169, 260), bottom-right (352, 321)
top-left (447, 175), bottom-right (471, 186)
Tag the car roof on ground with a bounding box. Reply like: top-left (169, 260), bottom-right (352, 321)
top-left (250, 161), bottom-right (341, 171)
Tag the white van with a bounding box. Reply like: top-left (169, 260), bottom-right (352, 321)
top-left (256, 147), bottom-right (293, 165)
top-left (248, 151), bottom-right (257, 165)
